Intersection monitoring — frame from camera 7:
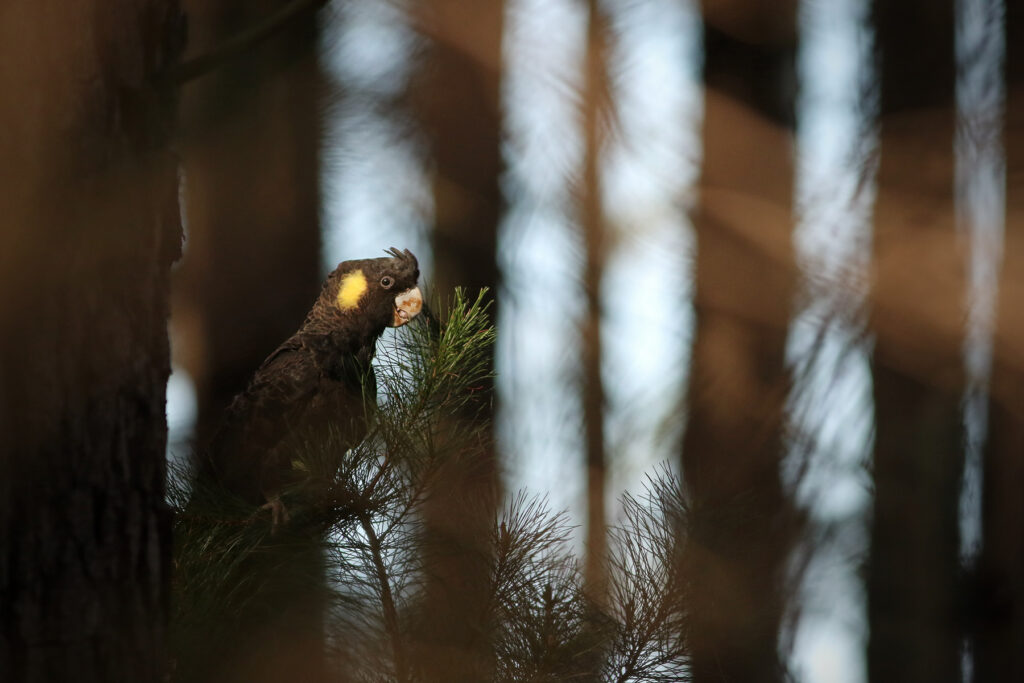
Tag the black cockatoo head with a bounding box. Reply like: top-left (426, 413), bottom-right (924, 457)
top-left (326, 247), bottom-right (423, 334)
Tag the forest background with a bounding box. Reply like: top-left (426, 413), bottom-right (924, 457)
top-left (1, 0), bottom-right (1022, 682)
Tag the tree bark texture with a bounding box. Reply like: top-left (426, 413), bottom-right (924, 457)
top-left (866, 2), bottom-right (964, 682)
top-left (973, 4), bottom-right (1024, 680)
top-left (679, 2), bottom-right (799, 681)
top-left (0, 1), bottom-right (184, 681)
top-left (406, 1), bottom-right (504, 679)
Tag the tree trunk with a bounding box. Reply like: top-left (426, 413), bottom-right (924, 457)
top-left (0, 1), bottom-right (183, 681)
top-left (973, 4), bottom-right (1024, 680)
top-left (175, 0), bottom-right (323, 449)
top-left (679, 2), bottom-right (798, 681)
top-left (866, 2), bottom-right (963, 682)
top-left (171, 2), bottom-right (326, 681)
top-left (406, 2), bottom-right (504, 679)
top-left (580, 0), bottom-right (611, 603)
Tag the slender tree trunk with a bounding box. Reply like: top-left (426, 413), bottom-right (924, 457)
top-left (407, 2), bottom-right (504, 679)
top-left (0, 1), bottom-right (183, 680)
top-left (175, 0), bottom-right (323, 449)
top-left (866, 2), bottom-right (963, 682)
top-left (171, 2), bottom-right (326, 681)
top-left (974, 4), bottom-right (1024, 680)
top-left (413, 1), bottom-right (504, 307)
top-left (679, 3), bottom-right (798, 681)
top-left (581, 0), bottom-right (610, 603)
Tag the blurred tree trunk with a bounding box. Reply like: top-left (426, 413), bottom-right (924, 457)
top-left (974, 4), bottom-right (1024, 680)
top-left (679, 3), bottom-right (798, 682)
top-left (0, 1), bottom-right (183, 681)
top-left (580, 0), bottom-right (610, 603)
top-left (175, 0), bottom-right (323, 449)
top-left (406, 1), bottom-right (504, 679)
top-left (173, 2), bottom-right (325, 681)
top-left (866, 2), bottom-right (963, 682)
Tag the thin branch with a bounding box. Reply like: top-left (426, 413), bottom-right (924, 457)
top-left (172, 0), bottom-right (330, 85)
top-left (358, 511), bottom-right (409, 683)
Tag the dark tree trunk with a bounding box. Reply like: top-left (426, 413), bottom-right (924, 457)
top-left (175, 0), bottom-right (323, 449)
top-left (406, 2), bottom-right (504, 679)
top-left (866, 2), bottom-right (963, 682)
top-left (581, 0), bottom-right (610, 602)
top-left (171, 2), bottom-right (326, 681)
top-left (412, 1), bottom-right (504, 307)
top-left (0, 1), bottom-right (184, 681)
top-left (679, 3), bottom-right (798, 681)
top-left (973, 5), bottom-right (1024, 681)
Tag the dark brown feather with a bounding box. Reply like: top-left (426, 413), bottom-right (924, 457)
top-left (204, 250), bottom-right (420, 505)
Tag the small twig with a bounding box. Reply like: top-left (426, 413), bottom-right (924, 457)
top-left (363, 453), bottom-right (393, 501)
top-left (172, 0), bottom-right (330, 85)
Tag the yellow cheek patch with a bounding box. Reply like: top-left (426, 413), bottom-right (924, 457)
top-left (336, 270), bottom-right (368, 310)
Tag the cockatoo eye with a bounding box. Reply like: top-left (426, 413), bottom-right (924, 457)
top-left (380, 276), bottom-right (394, 289)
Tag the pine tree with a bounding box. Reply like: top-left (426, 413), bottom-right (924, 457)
top-left (168, 290), bottom-right (693, 681)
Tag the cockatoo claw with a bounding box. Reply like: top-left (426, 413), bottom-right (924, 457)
top-left (258, 495), bottom-right (290, 532)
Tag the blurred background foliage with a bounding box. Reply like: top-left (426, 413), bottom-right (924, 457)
top-left (160, 0), bottom-right (1020, 680)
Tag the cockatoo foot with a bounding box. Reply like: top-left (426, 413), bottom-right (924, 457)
top-left (258, 495), bottom-right (290, 532)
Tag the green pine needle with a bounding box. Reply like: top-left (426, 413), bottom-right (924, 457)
top-left (168, 289), bottom-right (692, 682)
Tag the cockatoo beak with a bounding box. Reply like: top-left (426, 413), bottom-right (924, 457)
top-left (391, 286), bottom-right (423, 327)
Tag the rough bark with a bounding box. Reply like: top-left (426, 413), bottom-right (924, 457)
top-left (973, 4), bottom-right (1024, 680)
top-left (866, 2), bottom-right (964, 682)
top-left (0, 1), bottom-right (184, 681)
top-left (406, 1), bottom-right (504, 679)
top-left (679, 3), bottom-right (798, 681)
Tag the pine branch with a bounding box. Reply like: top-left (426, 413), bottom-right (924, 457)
top-left (169, 289), bottom-right (496, 680)
top-left (358, 510), bottom-right (409, 683)
top-left (603, 468), bottom-right (690, 682)
top-left (169, 290), bottom-right (699, 682)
